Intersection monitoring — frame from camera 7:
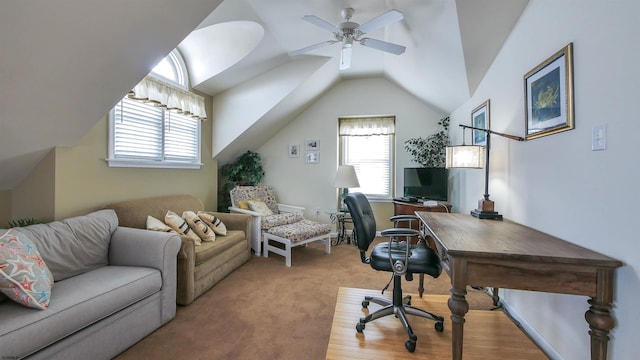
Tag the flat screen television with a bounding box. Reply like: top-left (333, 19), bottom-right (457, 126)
top-left (403, 167), bottom-right (448, 201)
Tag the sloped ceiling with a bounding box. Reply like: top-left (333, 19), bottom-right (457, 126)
top-left (0, 0), bottom-right (528, 190)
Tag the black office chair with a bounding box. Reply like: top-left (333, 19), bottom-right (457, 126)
top-left (344, 192), bottom-right (444, 353)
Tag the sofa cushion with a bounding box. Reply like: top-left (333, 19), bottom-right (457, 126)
top-left (197, 211), bottom-right (227, 236)
top-left (0, 265), bottom-right (161, 358)
top-left (261, 213), bottom-right (304, 230)
top-left (105, 194), bottom-right (204, 229)
top-left (13, 210), bottom-right (118, 281)
top-left (0, 230), bottom-right (54, 309)
top-left (194, 230), bottom-right (246, 266)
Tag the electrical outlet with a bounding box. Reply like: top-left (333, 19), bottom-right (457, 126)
top-left (315, 207), bottom-right (321, 216)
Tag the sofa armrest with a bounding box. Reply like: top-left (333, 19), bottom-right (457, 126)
top-left (109, 226), bottom-right (181, 323)
top-left (277, 203), bottom-right (305, 215)
top-left (211, 212), bottom-right (251, 235)
top-left (109, 226), bottom-right (181, 269)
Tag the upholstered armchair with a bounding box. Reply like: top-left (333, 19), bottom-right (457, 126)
top-left (229, 186), bottom-right (331, 266)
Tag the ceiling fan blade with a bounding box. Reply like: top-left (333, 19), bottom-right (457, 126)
top-left (302, 15), bottom-right (341, 34)
top-left (360, 38), bottom-right (406, 55)
top-left (357, 9), bottom-right (403, 34)
top-left (288, 40), bottom-right (337, 56)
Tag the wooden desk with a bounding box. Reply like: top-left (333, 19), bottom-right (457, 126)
top-left (415, 212), bottom-right (622, 360)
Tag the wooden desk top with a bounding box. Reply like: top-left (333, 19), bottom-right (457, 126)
top-left (415, 212), bottom-right (622, 268)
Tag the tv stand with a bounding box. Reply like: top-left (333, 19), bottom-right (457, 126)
top-left (393, 200), bottom-right (451, 243)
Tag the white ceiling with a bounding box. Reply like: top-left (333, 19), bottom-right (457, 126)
top-left (0, 0), bottom-right (528, 190)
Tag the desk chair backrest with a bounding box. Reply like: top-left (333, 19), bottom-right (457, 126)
top-left (344, 193), bottom-right (377, 260)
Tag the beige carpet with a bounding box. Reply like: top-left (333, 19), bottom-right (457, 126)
top-left (116, 239), bottom-right (494, 360)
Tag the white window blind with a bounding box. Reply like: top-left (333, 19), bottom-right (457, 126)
top-left (109, 97), bottom-right (201, 168)
top-left (340, 116), bottom-right (395, 199)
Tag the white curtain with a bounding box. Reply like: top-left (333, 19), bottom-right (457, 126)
top-left (339, 116), bottom-right (395, 136)
top-left (128, 76), bottom-right (207, 120)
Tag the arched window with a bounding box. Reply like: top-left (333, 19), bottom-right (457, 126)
top-left (107, 49), bottom-right (205, 169)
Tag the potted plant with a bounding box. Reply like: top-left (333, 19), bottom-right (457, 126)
top-left (404, 116), bottom-right (450, 168)
top-left (218, 151), bottom-right (265, 211)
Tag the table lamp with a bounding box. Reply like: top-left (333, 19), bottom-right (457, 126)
top-left (334, 165), bottom-right (360, 211)
top-left (446, 124), bottom-right (524, 220)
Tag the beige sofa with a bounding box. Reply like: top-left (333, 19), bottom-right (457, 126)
top-left (105, 195), bottom-right (251, 305)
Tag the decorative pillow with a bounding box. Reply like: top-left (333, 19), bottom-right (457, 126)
top-left (236, 198), bottom-right (263, 210)
top-left (197, 211), bottom-right (228, 236)
top-left (0, 230), bottom-right (54, 310)
top-left (248, 200), bottom-right (273, 216)
top-left (182, 211), bottom-right (215, 242)
top-left (165, 210), bottom-right (202, 246)
top-left (146, 215), bottom-right (176, 233)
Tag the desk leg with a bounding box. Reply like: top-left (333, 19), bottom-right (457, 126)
top-left (448, 260), bottom-right (469, 360)
top-left (585, 268), bottom-right (616, 360)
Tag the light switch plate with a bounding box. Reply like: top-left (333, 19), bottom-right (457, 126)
top-left (592, 124), bottom-right (606, 151)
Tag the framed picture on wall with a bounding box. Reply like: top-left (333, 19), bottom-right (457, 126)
top-left (288, 144), bottom-right (299, 158)
top-left (305, 139), bottom-right (319, 150)
top-left (471, 100), bottom-right (490, 146)
top-left (524, 43), bottom-right (574, 140)
top-left (306, 151), bottom-right (319, 164)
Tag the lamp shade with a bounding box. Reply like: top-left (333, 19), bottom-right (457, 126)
top-left (445, 145), bottom-right (485, 169)
top-left (334, 165), bottom-right (360, 188)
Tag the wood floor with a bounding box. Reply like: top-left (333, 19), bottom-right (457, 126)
top-left (327, 287), bottom-right (549, 360)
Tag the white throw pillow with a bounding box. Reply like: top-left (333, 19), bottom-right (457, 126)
top-left (197, 211), bottom-right (228, 236)
top-left (182, 211), bottom-right (215, 242)
top-left (146, 215), bottom-right (176, 233)
top-left (165, 210), bottom-right (201, 246)
top-left (248, 200), bottom-right (273, 216)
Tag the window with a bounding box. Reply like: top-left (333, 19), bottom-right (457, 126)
top-left (339, 116), bottom-right (395, 200)
top-left (107, 49), bottom-right (204, 169)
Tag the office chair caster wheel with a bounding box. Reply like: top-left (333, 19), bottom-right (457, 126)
top-left (405, 340), bottom-right (416, 352)
top-left (435, 321), bottom-right (444, 332)
top-left (356, 322), bottom-right (365, 333)
top-left (361, 300), bottom-right (369, 308)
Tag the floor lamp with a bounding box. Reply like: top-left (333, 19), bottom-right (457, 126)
top-left (446, 124), bottom-right (524, 220)
top-left (334, 165), bottom-right (360, 211)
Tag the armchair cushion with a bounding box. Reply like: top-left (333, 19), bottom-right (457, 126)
top-left (261, 213), bottom-right (303, 230)
top-left (230, 186), bottom-right (279, 214)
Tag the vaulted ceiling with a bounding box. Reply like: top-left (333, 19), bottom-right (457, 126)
top-left (0, 0), bottom-right (528, 190)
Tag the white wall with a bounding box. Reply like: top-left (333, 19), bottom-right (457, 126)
top-left (258, 77), bottom-right (444, 223)
top-left (448, 1), bottom-right (640, 359)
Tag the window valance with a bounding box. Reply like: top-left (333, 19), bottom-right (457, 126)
top-left (339, 116), bottom-right (395, 136)
top-left (128, 75), bottom-right (207, 120)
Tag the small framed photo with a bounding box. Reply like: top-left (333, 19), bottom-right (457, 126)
top-left (305, 139), bottom-right (319, 150)
top-left (471, 100), bottom-right (490, 146)
top-left (288, 144), bottom-right (299, 158)
top-left (524, 43), bottom-right (574, 140)
top-left (306, 151), bottom-right (319, 164)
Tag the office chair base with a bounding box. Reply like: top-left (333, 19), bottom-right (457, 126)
top-left (356, 294), bottom-right (445, 352)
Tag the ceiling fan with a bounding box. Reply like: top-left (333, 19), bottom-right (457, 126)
top-left (289, 7), bottom-right (406, 70)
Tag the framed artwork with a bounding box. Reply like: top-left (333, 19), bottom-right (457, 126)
top-left (524, 43), bottom-right (574, 140)
top-left (305, 139), bottom-right (319, 150)
top-left (306, 151), bottom-right (319, 164)
top-left (471, 100), bottom-right (490, 146)
top-left (288, 144), bottom-right (299, 158)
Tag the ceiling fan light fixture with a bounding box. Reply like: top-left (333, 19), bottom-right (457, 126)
top-left (340, 46), bottom-right (352, 70)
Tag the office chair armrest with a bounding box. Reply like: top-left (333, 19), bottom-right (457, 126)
top-left (380, 228), bottom-right (420, 237)
top-left (389, 215), bottom-right (419, 222)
